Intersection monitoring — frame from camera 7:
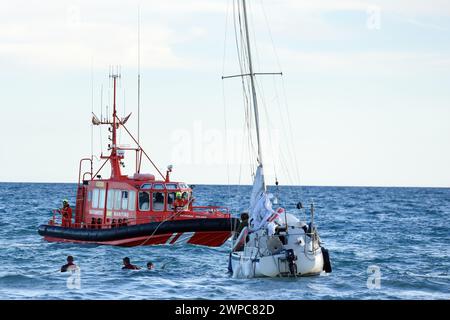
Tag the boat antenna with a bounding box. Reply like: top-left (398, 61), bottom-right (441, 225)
top-left (100, 84), bottom-right (104, 153)
top-left (241, 0), bottom-right (265, 191)
top-left (137, 5), bottom-right (141, 146)
top-left (90, 58), bottom-right (94, 162)
top-left (108, 67), bottom-right (122, 178)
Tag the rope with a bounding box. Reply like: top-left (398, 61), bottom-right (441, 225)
top-left (135, 210), bottom-right (184, 247)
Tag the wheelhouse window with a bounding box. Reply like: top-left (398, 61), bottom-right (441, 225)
top-left (107, 189), bottom-right (114, 210)
top-left (139, 191), bottom-right (150, 211)
top-left (121, 191), bottom-right (129, 210)
top-left (114, 190), bottom-right (122, 210)
top-left (141, 183), bottom-right (152, 189)
top-left (153, 183), bottom-right (165, 190)
top-left (129, 191), bottom-right (136, 211)
top-left (153, 192), bottom-right (165, 211)
top-left (92, 188), bottom-right (100, 208)
top-left (166, 184), bottom-right (178, 190)
top-left (167, 192), bottom-right (176, 208)
top-left (98, 189), bottom-right (106, 209)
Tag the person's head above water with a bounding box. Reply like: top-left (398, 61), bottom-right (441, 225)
top-left (240, 212), bottom-right (249, 221)
top-left (67, 255), bottom-right (74, 263)
top-left (147, 262), bottom-right (154, 270)
top-left (123, 257), bottom-right (131, 265)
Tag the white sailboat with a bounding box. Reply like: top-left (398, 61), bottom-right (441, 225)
top-left (225, 0), bottom-right (332, 278)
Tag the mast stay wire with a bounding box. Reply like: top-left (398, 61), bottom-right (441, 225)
top-left (238, 0), bottom-right (297, 189)
top-left (243, 0), bottom-right (289, 188)
top-left (244, 0), bottom-right (262, 180)
top-left (259, 0), bottom-right (303, 190)
top-left (221, 0), bottom-right (233, 215)
top-left (255, 75), bottom-right (295, 187)
top-left (256, 73), bottom-right (296, 187)
top-left (221, 0), bottom-right (241, 245)
top-left (252, 1), bottom-right (293, 188)
top-left (254, 77), bottom-right (284, 186)
top-left (234, 0), bottom-right (257, 181)
top-left (241, 1), bottom-right (258, 176)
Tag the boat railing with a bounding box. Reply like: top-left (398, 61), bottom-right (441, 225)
top-left (50, 207), bottom-right (231, 229)
top-left (78, 158), bottom-right (93, 185)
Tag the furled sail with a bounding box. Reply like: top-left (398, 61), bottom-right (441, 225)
top-left (249, 165), bottom-right (275, 232)
top-left (249, 165), bottom-right (264, 215)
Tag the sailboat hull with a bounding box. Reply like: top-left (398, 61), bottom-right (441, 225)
top-left (230, 246), bottom-right (325, 278)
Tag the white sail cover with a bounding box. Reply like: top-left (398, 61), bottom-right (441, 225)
top-left (249, 165), bottom-right (265, 215)
top-left (249, 165), bottom-right (277, 232)
top-left (250, 193), bottom-right (276, 232)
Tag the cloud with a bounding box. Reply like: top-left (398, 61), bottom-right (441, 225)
top-left (0, 0), bottom-right (222, 70)
top-left (279, 0), bottom-right (450, 16)
top-left (274, 49), bottom-right (450, 75)
top-left (1, 0), bottom-right (449, 71)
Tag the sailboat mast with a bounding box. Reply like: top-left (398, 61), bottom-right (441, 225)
top-left (242, 0), bottom-right (266, 190)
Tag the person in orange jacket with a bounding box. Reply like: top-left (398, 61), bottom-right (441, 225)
top-left (58, 199), bottom-right (72, 227)
top-left (173, 192), bottom-right (187, 211)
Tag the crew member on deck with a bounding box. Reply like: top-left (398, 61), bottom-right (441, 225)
top-left (61, 255), bottom-right (76, 272)
top-left (122, 257), bottom-right (141, 270)
top-left (234, 212), bottom-right (249, 240)
top-left (58, 199), bottom-right (72, 228)
top-left (173, 192), bottom-right (187, 211)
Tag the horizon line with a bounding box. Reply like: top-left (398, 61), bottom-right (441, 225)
top-left (0, 180), bottom-right (449, 189)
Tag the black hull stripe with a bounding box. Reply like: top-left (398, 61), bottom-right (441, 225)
top-left (38, 218), bottom-right (240, 242)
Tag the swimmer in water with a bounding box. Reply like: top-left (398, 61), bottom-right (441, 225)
top-left (122, 257), bottom-right (141, 270)
top-left (146, 261), bottom-right (154, 270)
top-left (61, 255), bottom-right (76, 272)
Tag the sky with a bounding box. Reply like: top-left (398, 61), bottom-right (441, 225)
top-left (0, 0), bottom-right (449, 187)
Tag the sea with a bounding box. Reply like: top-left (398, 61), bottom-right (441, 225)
top-left (0, 182), bottom-right (448, 300)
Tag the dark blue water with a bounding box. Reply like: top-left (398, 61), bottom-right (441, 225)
top-left (0, 182), bottom-right (448, 299)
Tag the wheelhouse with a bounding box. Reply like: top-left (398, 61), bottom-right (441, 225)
top-left (79, 180), bottom-right (195, 229)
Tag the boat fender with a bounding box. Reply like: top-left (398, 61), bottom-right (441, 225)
top-left (322, 247), bottom-right (332, 273)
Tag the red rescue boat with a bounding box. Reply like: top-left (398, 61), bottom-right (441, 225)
top-left (38, 72), bottom-right (239, 247)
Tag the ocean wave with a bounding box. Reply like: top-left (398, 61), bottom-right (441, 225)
top-left (0, 183), bottom-right (449, 299)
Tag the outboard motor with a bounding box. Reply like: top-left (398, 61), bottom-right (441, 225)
top-left (286, 249), bottom-right (298, 276)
